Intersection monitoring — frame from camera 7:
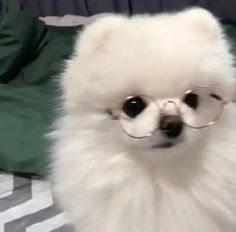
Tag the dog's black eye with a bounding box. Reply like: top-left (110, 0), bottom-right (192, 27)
top-left (122, 97), bottom-right (147, 118)
top-left (183, 92), bottom-right (199, 109)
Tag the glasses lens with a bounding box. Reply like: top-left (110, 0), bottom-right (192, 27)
top-left (119, 96), bottom-right (159, 138)
top-left (181, 87), bottom-right (223, 128)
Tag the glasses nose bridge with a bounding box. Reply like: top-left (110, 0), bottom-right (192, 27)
top-left (159, 99), bottom-right (181, 116)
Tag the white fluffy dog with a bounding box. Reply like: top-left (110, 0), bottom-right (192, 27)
top-left (50, 8), bottom-right (236, 232)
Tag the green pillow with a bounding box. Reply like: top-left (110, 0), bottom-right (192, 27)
top-left (224, 24), bottom-right (236, 56)
top-left (0, 0), bottom-right (81, 175)
top-left (0, 0), bottom-right (48, 83)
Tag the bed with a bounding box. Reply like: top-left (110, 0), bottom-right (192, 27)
top-left (0, 0), bottom-right (235, 231)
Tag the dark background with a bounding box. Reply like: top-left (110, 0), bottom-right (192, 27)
top-left (0, 0), bottom-right (235, 23)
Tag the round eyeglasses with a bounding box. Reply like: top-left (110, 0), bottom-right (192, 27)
top-left (110, 86), bottom-right (227, 139)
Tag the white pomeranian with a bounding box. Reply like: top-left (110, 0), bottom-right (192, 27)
top-left (50, 7), bottom-right (236, 232)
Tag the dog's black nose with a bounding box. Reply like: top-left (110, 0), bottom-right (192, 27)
top-left (159, 115), bottom-right (183, 138)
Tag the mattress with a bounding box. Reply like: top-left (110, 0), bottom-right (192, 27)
top-left (0, 171), bottom-right (73, 232)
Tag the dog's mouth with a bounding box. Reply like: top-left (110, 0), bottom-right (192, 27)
top-left (151, 140), bottom-right (183, 149)
top-left (152, 142), bottom-right (174, 149)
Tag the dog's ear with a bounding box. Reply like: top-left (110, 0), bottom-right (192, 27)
top-left (181, 8), bottom-right (222, 40)
top-left (75, 15), bottom-right (126, 56)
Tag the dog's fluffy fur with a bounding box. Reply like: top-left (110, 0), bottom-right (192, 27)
top-left (50, 8), bottom-right (236, 232)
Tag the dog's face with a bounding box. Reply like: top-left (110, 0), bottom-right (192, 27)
top-left (62, 8), bottom-right (235, 160)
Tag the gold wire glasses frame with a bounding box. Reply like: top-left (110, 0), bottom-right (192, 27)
top-left (110, 86), bottom-right (228, 139)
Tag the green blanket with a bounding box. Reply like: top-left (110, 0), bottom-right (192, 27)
top-left (0, 0), bottom-right (235, 176)
top-left (0, 0), bottom-right (82, 175)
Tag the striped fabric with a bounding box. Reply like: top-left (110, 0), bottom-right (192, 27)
top-left (0, 171), bottom-right (73, 232)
